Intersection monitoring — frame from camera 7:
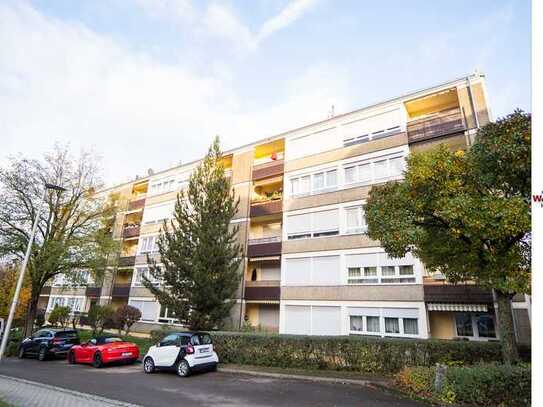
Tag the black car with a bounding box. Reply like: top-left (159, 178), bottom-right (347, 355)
top-left (18, 328), bottom-right (80, 361)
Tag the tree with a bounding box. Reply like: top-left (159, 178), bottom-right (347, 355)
top-left (143, 137), bottom-right (243, 330)
top-left (0, 263), bottom-right (31, 326)
top-left (0, 145), bottom-right (119, 335)
top-left (48, 306), bottom-right (70, 328)
top-left (114, 305), bottom-right (141, 336)
top-left (364, 110), bottom-right (531, 364)
top-left (87, 304), bottom-right (115, 336)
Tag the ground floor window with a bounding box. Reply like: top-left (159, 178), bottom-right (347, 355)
top-left (454, 312), bottom-right (496, 339)
top-left (47, 296), bottom-right (83, 313)
top-left (349, 307), bottom-right (420, 338)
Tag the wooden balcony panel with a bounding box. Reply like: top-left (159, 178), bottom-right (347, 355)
top-left (250, 199), bottom-right (283, 217)
top-left (244, 286), bottom-right (280, 301)
top-left (252, 160), bottom-right (284, 180)
top-left (128, 198), bottom-right (146, 211)
top-left (118, 256), bottom-right (136, 268)
top-left (247, 241), bottom-right (282, 258)
top-left (407, 108), bottom-right (466, 144)
top-left (85, 286), bottom-right (102, 298)
top-left (111, 284), bottom-right (131, 297)
top-left (245, 280), bottom-right (280, 288)
top-left (424, 284), bottom-right (493, 304)
top-left (123, 225), bottom-right (141, 239)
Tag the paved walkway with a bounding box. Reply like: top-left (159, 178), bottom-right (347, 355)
top-left (0, 374), bottom-right (141, 407)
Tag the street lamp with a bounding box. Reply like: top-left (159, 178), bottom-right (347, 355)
top-left (0, 183), bottom-right (66, 362)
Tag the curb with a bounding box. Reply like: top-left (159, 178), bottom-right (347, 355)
top-left (0, 374), bottom-right (142, 407)
top-left (218, 367), bottom-right (391, 387)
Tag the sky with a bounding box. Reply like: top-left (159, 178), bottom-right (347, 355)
top-left (0, 0), bottom-right (531, 187)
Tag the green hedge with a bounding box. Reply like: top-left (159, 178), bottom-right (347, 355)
top-left (395, 363), bottom-right (531, 406)
top-left (150, 330), bottom-right (508, 374)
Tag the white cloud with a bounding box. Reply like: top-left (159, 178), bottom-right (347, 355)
top-left (0, 2), bottom-right (351, 187)
top-left (134, 0), bottom-right (195, 23)
top-left (202, 0), bottom-right (319, 50)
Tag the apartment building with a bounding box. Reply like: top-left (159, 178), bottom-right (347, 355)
top-left (38, 72), bottom-right (531, 344)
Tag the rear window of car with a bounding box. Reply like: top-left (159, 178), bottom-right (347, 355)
top-left (191, 334), bottom-right (212, 345)
top-left (55, 331), bottom-right (78, 338)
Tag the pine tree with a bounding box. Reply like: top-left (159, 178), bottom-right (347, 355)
top-left (143, 137), bottom-right (242, 330)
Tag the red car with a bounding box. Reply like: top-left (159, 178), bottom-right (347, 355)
top-left (68, 336), bottom-right (139, 368)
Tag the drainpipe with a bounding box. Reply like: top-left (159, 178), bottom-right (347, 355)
top-left (239, 157), bottom-right (253, 329)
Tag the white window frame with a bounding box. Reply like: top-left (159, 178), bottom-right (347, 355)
top-left (47, 296), bottom-right (84, 313)
top-left (454, 313), bottom-right (498, 341)
top-left (342, 154), bottom-right (405, 188)
top-left (139, 235), bottom-right (160, 254)
top-left (289, 167), bottom-right (338, 198)
top-left (347, 264), bottom-right (416, 285)
top-left (348, 309), bottom-right (420, 339)
top-left (344, 205), bottom-right (367, 235)
top-left (132, 266), bottom-right (161, 287)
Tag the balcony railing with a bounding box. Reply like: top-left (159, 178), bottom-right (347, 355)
top-left (407, 107), bottom-right (466, 143)
top-left (123, 224), bottom-right (141, 239)
top-left (118, 256), bottom-right (136, 268)
top-left (250, 199), bottom-right (283, 218)
top-left (127, 197), bottom-right (146, 211)
top-left (85, 286), bottom-right (102, 298)
top-left (111, 284), bottom-right (131, 297)
top-left (247, 238), bottom-right (282, 258)
top-left (244, 285), bottom-right (280, 301)
top-left (252, 159), bottom-right (284, 180)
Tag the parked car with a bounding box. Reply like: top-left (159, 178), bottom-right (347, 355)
top-left (18, 328), bottom-right (80, 361)
top-left (143, 332), bottom-right (218, 377)
top-left (68, 336), bottom-right (139, 368)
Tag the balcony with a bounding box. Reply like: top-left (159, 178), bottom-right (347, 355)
top-left (250, 199), bottom-right (282, 218)
top-left (424, 283), bottom-right (493, 304)
top-left (85, 286), bottom-right (102, 298)
top-left (111, 284), bottom-right (131, 297)
top-left (118, 256), bottom-right (136, 268)
top-left (127, 198), bottom-right (146, 211)
top-left (252, 160), bottom-right (284, 181)
top-left (244, 281), bottom-right (280, 301)
top-left (407, 107), bottom-right (466, 144)
top-left (123, 223), bottom-right (141, 239)
top-left (247, 236), bottom-right (282, 258)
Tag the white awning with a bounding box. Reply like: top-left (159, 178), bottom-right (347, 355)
top-left (427, 303), bottom-right (488, 312)
top-left (249, 256), bottom-right (280, 262)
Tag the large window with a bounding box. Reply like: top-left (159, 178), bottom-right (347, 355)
top-left (344, 205), bottom-right (367, 234)
top-left (284, 256), bottom-right (341, 286)
top-left (142, 202), bottom-right (175, 224)
top-left (346, 253), bottom-right (416, 285)
top-left (128, 300), bottom-right (159, 322)
top-left (133, 267), bottom-right (161, 287)
top-left (47, 296), bottom-right (83, 313)
top-left (290, 169), bottom-right (337, 197)
top-left (52, 271), bottom-right (91, 287)
top-left (286, 210), bottom-right (339, 240)
top-left (349, 307), bottom-right (420, 338)
top-left (343, 154), bottom-right (404, 187)
top-left (149, 178), bottom-right (176, 196)
top-left (139, 235), bottom-right (159, 254)
top-left (455, 313), bottom-right (496, 339)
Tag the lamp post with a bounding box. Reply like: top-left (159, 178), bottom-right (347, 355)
top-left (0, 183), bottom-right (66, 362)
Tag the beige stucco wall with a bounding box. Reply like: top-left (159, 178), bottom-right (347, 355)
top-left (285, 132), bottom-right (408, 173)
top-left (428, 311), bottom-right (456, 339)
top-left (282, 234), bottom-right (379, 254)
top-left (232, 183), bottom-right (251, 220)
top-left (283, 184), bottom-right (372, 212)
top-left (281, 285), bottom-right (424, 301)
top-left (457, 82), bottom-right (490, 130)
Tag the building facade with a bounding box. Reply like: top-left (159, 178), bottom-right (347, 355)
top-left (38, 72), bottom-right (531, 344)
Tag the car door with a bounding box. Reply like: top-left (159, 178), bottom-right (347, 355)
top-left (79, 339), bottom-right (97, 362)
top-left (29, 330), bottom-right (49, 353)
top-left (154, 334), bottom-right (181, 367)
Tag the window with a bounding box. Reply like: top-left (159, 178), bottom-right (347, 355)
top-left (133, 267), bottom-right (160, 286)
top-left (290, 175), bottom-right (310, 196)
top-left (345, 206), bottom-right (367, 234)
top-left (150, 178), bottom-right (176, 196)
top-left (455, 313), bottom-right (497, 339)
top-left (366, 316), bottom-right (380, 333)
top-left (350, 316), bottom-right (363, 332)
top-left (290, 170), bottom-right (336, 197)
top-left (341, 109), bottom-right (402, 147)
top-left (403, 318), bottom-right (419, 335)
top-left (139, 236), bottom-right (159, 254)
top-left (312, 209), bottom-right (339, 237)
top-left (48, 297), bottom-right (82, 313)
top-left (129, 300), bottom-right (159, 322)
top-left (158, 305), bottom-right (180, 324)
top-left (385, 317), bottom-right (400, 334)
top-left (343, 155), bottom-right (405, 187)
top-left (346, 254), bottom-right (416, 285)
top-left (381, 266), bottom-right (396, 276)
top-left (286, 213), bottom-right (312, 240)
top-left (142, 202), bottom-right (174, 224)
top-left (347, 267), bottom-right (378, 284)
top-left (374, 160), bottom-right (388, 179)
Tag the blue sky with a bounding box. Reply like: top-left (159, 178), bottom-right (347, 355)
top-left (0, 0), bottom-right (530, 185)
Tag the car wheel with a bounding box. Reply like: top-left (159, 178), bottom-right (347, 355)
top-left (92, 352), bottom-right (103, 368)
top-left (176, 359), bottom-right (190, 377)
top-left (18, 347), bottom-right (25, 359)
top-left (210, 363), bottom-right (218, 372)
top-left (68, 351), bottom-right (76, 364)
top-left (38, 346), bottom-right (48, 361)
top-left (143, 357), bottom-right (155, 374)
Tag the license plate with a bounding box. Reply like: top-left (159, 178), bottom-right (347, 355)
top-left (122, 352), bottom-right (132, 356)
top-left (199, 348), bottom-right (209, 353)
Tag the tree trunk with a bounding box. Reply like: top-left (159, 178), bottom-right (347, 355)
top-left (495, 289), bottom-right (519, 364)
top-left (24, 296), bottom-right (39, 337)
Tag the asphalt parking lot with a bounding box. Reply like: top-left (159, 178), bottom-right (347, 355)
top-left (0, 358), bottom-right (424, 407)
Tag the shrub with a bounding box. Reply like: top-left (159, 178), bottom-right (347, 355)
top-left (87, 304), bottom-right (115, 336)
top-left (395, 363), bottom-right (531, 406)
top-left (114, 305), bottom-right (141, 336)
top-left (48, 306), bottom-right (70, 327)
top-left (149, 330), bottom-right (512, 374)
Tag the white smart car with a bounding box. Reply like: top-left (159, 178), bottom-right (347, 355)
top-left (143, 332), bottom-right (219, 377)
